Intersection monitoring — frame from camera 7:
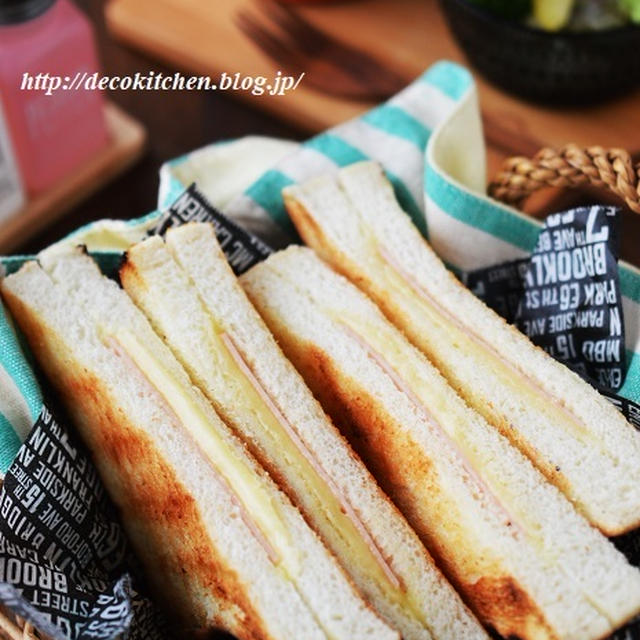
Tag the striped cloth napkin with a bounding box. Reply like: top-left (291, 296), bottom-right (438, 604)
top-left (1, 60), bottom-right (639, 475)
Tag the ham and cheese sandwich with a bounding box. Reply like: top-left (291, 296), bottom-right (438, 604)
top-left (117, 222), bottom-right (488, 640)
top-left (281, 160), bottom-right (640, 537)
top-left (0, 248), bottom-right (398, 640)
top-left (241, 246), bottom-right (640, 640)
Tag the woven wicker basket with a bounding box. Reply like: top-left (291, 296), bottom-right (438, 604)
top-left (0, 607), bottom-right (50, 640)
top-left (489, 144), bottom-right (640, 214)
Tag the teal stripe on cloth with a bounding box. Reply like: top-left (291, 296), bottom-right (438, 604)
top-left (421, 60), bottom-right (473, 101)
top-left (92, 251), bottom-right (128, 279)
top-left (361, 106), bottom-right (431, 150)
top-left (0, 411), bottom-right (23, 473)
top-left (426, 165), bottom-right (540, 251)
top-left (1, 255), bottom-right (32, 277)
top-left (305, 134), bottom-right (426, 236)
top-left (620, 349), bottom-right (640, 402)
top-left (306, 134), bottom-right (368, 166)
top-left (245, 169), bottom-right (296, 234)
top-left (427, 164), bottom-right (640, 305)
top-left (126, 209), bottom-right (161, 227)
top-left (0, 303), bottom-right (41, 422)
top-left (386, 172), bottom-right (427, 237)
top-left (620, 265), bottom-right (640, 305)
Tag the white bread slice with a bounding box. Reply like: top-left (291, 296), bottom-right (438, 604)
top-left (117, 222), bottom-right (488, 640)
top-left (281, 160), bottom-right (640, 537)
top-left (241, 246), bottom-right (640, 640)
top-left (1, 250), bottom-right (398, 640)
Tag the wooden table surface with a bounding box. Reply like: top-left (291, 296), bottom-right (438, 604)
top-left (16, 0), bottom-right (640, 267)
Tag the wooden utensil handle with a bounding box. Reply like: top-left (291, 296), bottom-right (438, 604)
top-left (488, 144), bottom-right (640, 214)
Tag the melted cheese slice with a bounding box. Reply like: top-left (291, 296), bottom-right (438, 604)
top-left (314, 245), bottom-right (610, 620)
top-left (111, 328), bottom-right (299, 579)
top-left (112, 324), bottom-right (436, 629)
top-left (373, 248), bottom-right (603, 453)
top-left (162, 311), bottom-right (438, 631)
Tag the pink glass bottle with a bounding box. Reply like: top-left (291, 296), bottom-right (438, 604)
top-left (0, 0), bottom-right (109, 194)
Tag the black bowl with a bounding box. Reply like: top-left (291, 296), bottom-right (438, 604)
top-left (439, 0), bottom-right (640, 105)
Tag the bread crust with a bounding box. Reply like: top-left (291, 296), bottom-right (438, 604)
top-left (283, 194), bottom-right (365, 293)
top-left (1, 285), bottom-right (277, 640)
top-left (123, 227), bottom-right (497, 640)
top-left (264, 315), bottom-right (555, 640)
top-left (285, 185), bottom-right (640, 537)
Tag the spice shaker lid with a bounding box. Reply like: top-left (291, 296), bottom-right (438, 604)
top-left (0, 0), bottom-right (56, 25)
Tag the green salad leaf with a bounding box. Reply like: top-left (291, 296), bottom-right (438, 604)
top-left (619, 0), bottom-right (640, 22)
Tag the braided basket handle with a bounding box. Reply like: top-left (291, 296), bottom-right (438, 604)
top-left (488, 144), bottom-right (640, 214)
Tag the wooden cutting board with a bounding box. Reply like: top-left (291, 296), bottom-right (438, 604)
top-left (105, 0), bottom-right (640, 165)
top-left (105, 0), bottom-right (640, 263)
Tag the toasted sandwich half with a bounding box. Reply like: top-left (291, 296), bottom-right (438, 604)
top-left (1, 248), bottom-right (398, 640)
top-left (281, 160), bottom-right (640, 537)
top-left (241, 245), bottom-right (640, 640)
top-left (118, 222), bottom-right (488, 640)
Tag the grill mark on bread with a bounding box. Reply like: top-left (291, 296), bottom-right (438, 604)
top-left (287, 343), bottom-right (443, 544)
top-left (468, 576), bottom-right (555, 640)
top-left (0, 289), bottom-right (271, 638)
top-left (70, 372), bottom-right (272, 640)
top-left (339, 322), bottom-right (525, 541)
top-left (270, 326), bottom-right (552, 640)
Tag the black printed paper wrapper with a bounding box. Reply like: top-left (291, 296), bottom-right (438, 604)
top-left (466, 205), bottom-right (626, 392)
top-left (0, 400), bottom-right (169, 640)
top-left (516, 206), bottom-right (625, 391)
top-left (150, 183), bottom-right (272, 274)
top-left (1, 188), bottom-right (640, 639)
